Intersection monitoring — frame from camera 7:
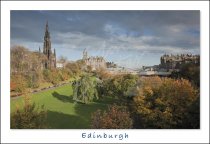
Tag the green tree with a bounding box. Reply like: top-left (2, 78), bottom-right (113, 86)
top-left (102, 74), bottom-right (138, 101)
top-left (72, 74), bottom-right (98, 104)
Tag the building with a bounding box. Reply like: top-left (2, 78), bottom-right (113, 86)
top-left (82, 49), bottom-right (106, 70)
top-left (160, 54), bottom-right (199, 70)
top-left (56, 62), bottom-right (64, 69)
top-left (139, 70), bottom-right (171, 76)
top-left (139, 54), bottom-right (199, 76)
top-left (106, 62), bottom-right (117, 68)
top-left (40, 21), bottom-right (56, 69)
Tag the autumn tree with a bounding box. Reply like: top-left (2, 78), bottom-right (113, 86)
top-left (11, 46), bottom-right (29, 73)
top-left (11, 46), bottom-right (44, 90)
top-left (59, 69), bottom-right (70, 81)
top-left (91, 104), bottom-right (133, 129)
top-left (10, 74), bottom-right (27, 93)
top-left (132, 77), bottom-right (199, 129)
top-left (95, 67), bottom-right (112, 80)
top-left (11, 95), bottom-right (47, 129)
top-left (65, 61), bottom-right (83, 77)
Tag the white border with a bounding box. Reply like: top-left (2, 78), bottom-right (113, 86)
top-left (1, 1), bottom-right (209, 143)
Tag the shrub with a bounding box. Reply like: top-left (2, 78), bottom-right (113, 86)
top-left (91, 104), bottom-right (133, 129)
top-left (11, 95), bottom-right (47, 129)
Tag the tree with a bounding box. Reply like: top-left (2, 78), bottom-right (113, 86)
top-left (10, 74), bottom-right (27, 93)
top-left (171, 63), bottom-right (200, 87)
top-left (42, 69), bottom-right (61, 85)
top-left (121, 74), bottom-right (138, 97)
top-left (11, 95), bottom-right (47, 129)
top-left (50, 69), bottom-right (62, 85)
top-left (132, 77), bottom-right (199, 128)
top-left (102, 74), bottom-right (138, 101)
top-left (91, 104), bottom-right (133, 129)
top-left (59, 69), bottom-right (70, 81)
top-left (184, 96), bottom-right (200, 128)
top-left (65, 61), bottom-right (83, 77)
top-left (11, 46), bottom-right (29, 73)
top-left (72, 74), bottom-right (98, 104)
top-left (26, 71), bottom-right (41, 88)
top-left (95, 67), bottom-right (112, 80)
top-left (11, 46), bottom-right (42, 74)
top-left (11, 46), bottom-right (44, 91)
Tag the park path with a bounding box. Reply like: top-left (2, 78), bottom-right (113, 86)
top-left (11, 82), bottom-right (72, 100)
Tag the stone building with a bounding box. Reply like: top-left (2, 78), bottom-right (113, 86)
top-left (82, 49), bottom-right (106, 70)
top-left (40, 21), bottom-right (56, 69)
top-left (160, 54), bottom-right (199, 70)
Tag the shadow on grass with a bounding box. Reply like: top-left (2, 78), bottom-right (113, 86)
top-left (47, 110), bottom-right (88, 129)
top-left (73, 98), bottom-right (117, 128)
top-left (52, 91), bottom-right (74, 103)
top-left (47, 96), bottom-right (118, 129)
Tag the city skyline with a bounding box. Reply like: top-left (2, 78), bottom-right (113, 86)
top-left (11, 10), bottom-right (200, 69)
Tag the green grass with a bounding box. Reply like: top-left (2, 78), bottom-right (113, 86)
top-left (11, 84), bottom-right (117, 129)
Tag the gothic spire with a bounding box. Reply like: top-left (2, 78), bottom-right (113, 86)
top-left (43, 21), bottom-right (51, 56)
top-left (46, 20), bottom-right (49, 31)
top-left (42, 21), bottom-right (56, 69)
top-left (44, 21), bottom-right (50, 39)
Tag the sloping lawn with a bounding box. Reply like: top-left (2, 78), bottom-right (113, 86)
top-left (10, 84), bottom-right (117, 129)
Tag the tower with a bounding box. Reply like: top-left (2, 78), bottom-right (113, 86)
top-left (83, 48), bottom-right (88, 59)
top-left (42, 21), bottom-right (56, 69)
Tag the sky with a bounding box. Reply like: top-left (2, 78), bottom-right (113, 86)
top-left (11, 11), bottom-right (200, 69)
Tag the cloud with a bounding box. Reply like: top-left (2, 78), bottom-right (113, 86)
top-left (51, 30), bottom-right (199, 55)
top-left (10, 10), bottom-right (200, 68)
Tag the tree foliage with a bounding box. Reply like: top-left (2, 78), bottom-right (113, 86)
top-left (11, 46), bottom-right (29, 73)
top-left (171, 63), bottom-right (200, 87)
top-left (91, 104), bottom-right (133, 129)
top-left (26, 71), bottom-right (42, 88)
top-left (72, 74), bottom-right (98, 104)
top-left (10, 46), bottom-right (82, 94)
top-left (101, 74), bottom-right (138, 100)
top-left (132, 77), bottom-right (199, 128)
top-left (10, 74), bottom-right (27, 93)
top-left (11, 96), bottom-right (47, 129)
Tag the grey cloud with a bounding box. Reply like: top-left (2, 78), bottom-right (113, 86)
top-left (11, 10), bottom-right (200, 55)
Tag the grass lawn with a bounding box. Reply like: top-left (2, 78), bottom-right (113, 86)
top-left (11, 84), bottom-right (117, 129)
